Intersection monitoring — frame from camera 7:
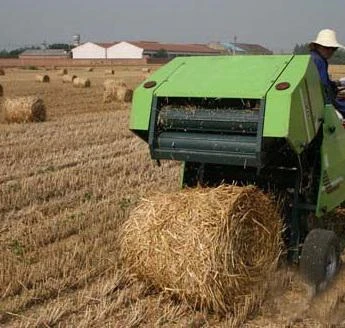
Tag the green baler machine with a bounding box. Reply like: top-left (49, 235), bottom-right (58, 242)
top-left (130, 55), bottom-right (345, 292)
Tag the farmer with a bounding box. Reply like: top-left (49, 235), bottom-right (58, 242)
top-left (309, 29), bottom-right (345, 117)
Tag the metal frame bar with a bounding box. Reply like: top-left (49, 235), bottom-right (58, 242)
top-left (148, 96), bottom-right (158, 158)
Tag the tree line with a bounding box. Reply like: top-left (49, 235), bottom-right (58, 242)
top-left (294, 43), bottom-right (345, 64)
top-left (0, 44), bottom-right (72, 58)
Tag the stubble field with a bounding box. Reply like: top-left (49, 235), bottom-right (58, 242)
top-left (1, 64), bottom-right (345, 327)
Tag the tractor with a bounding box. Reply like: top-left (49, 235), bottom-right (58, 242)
top-left (129, 55), bottom-right (345, 292)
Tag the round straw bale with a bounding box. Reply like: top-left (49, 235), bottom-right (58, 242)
top-left (86, 67), bottom-right (94, 72)
top-left (35, 74), bottom-right (50, 83)
top-left (73, 77), bottom-right (91, 88)
top-left (0, 68), bottom-right (5, 76)
top-left (103, 80), bottom-right (117, 103)
top-left (141, 72), bottom-right (150, 81)
top-left (103, 79), bottom-right (127, 103)
top-left (117, 85), bottom-right (133, 102)
top-left (62, 74), bottom-right (77, 83)
top-left (1, 96), bottom-right (46, 123)
top-left (57, 68), bottom-right (68, 76)
top-left (105, 69), bottom-right (114, 75)
top-left (0, 84), bottom-right (3, 97)
top-left (119, 185), bottom-right (283, 314)
top-left (142, 67), bottom-right (151, 73)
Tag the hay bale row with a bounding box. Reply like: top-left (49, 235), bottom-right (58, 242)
top-left (57, 68), bottom-right (68, 76)
top-left (35, 74), bottom-right (50, 83)
top-left (73, 77), bottom-right (91, 88)
top-left (119, 185), bottom-right (283, 314)
top-left (1, 96), bottom-right (46, 123)
top-left (103, 79), bottom-right (133, 103)
top-left (62, 74), bottom-right (77, 83)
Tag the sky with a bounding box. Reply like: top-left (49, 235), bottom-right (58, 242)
top-left (0, 0), bottom-right (344, 53)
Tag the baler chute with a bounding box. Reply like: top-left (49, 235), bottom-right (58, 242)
top-left (130, 55), bottom-right (345, 292)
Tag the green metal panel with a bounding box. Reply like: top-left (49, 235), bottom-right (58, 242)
top-left (130, 55), bottom-right (294, 134)
top-left (155, 55), bottom-right (293, 99)
top-left (316, 105), bottom-right (345, 216)
top-left (264, 56), bottom-right (324, 153)
top-left (129, 58), bottom-right (185, 131)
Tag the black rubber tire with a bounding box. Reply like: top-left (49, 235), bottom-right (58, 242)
top-left (300, 229), bottom-right (341, 292)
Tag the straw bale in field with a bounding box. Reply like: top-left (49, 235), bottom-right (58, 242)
top-left (141, 72), bottom-right (150, 81)
top-left (73, 77), bottom-right (91, 88)
top-left (120, 185), bottom-right (283, 314)
top-left (62, 74), bottom-right (77, 83)
top-left (1, 96), bottom-right (46, 123)
top-left (105, 69), bottom-right (114, 75)
top-left (57, 68), bottom-right (68, 76)
top-left (103, 80), bottom-right (117, 103)
top-left (117, 85), bottom-right (133, 102)
top-left (86, 67), bottom-right (94, 72)
top-left (142, 67), bottom-right (151, 73)
top-left (0, 84), bottom-right (3, 97)
top-left (35, 74), bottom-right (50, 83)
top-left (0, 68), bottom-right (5, 76)
top-left (103, 79), bottom-right (128, 103)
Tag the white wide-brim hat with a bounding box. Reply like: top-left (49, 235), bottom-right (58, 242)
top-left (311, 29), bottom-right (345, 48)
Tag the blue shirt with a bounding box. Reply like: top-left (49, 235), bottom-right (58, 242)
top-left (310, 50), bottom-right (345, 116)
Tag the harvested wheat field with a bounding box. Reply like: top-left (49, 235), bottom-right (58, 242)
top-left (2, 64), bottom-right (345, 327)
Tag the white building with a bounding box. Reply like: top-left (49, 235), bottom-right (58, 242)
top-left (72, 42), bottom-right (111, 59)
top-left (107, 42), bottom-right (143, 59)
top-left (72, 41), bottom-right (221, 59)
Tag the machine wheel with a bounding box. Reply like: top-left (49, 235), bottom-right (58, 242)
top-left (300, 229), bottom-right (341, 293)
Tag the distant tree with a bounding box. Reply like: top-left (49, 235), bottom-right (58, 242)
top-left (48, 43), bottom-right (72, 50)
top-left (0, 47), bottom-right (36, 58)
top-left (293, 42), bottom-right (345, 64)
top-left (329, 49), bottom-right (345, 65)
top-left (153, 48), bottom-right (168, 58)
top-left (293, 43), bottom-right (309, 54)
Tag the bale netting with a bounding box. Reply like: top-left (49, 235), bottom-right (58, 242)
top-left (73, 77), bottom-right (91, 88)
top-left (119, 185), bottom-right (283, 315)
top-left (62, 74), bottom-right (77, 83)
top-left (1, 96), bottom-right (46, 123)
top-left (35, 74), bottom-right (50, 83)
